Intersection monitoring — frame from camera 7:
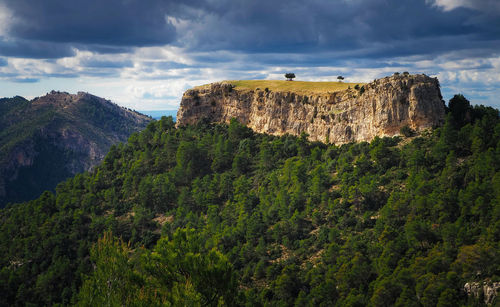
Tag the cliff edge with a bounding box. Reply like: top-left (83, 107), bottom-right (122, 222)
top-left (176, 73), bottom-right (445, 144)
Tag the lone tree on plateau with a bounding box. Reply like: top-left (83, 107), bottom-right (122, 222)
top-left (285, 73), bottom-right (296, 81)
top-left (337, 76), bottom-right (345, 82)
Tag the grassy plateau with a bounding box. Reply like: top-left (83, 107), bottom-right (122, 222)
top-left (196, 80), bottom-right (364, 95)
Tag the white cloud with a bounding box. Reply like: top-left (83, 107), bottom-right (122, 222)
top-left (1, 44), bottom-right (500, 111)
top-left (134, 46), bottom-right (192, 64)
top-left (0, 3), bottom-right (14, 36)
top-left (428, 0), bottom-right (500, 13)
top-left (429, 0), bottom-right (468, 11)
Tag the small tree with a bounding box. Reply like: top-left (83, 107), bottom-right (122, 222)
top-left (337, 76), bottom-right (344, 82)
top-left (285, 73), bottom-right (296, 81)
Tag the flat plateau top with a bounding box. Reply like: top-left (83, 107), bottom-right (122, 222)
top-left (195, 80), bottom-right (365, 95)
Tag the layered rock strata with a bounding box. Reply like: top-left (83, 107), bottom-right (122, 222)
top-left (177, 74), bottom-right (445, 144)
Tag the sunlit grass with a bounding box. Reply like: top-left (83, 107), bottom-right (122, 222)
top-left (229, 80), bottom-right (364, 94)
top-left (193, 80), bottom-right (365, 94)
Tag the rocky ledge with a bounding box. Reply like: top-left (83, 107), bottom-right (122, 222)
top-left (176, 73), bottom-right (446, 144)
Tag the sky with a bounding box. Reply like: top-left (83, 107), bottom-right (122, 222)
top-left (0, 0), bottom-right (499, 111)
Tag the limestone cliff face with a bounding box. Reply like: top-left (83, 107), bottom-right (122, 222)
top-left (177, 74), bottom-right (445, 144)
top-left (464, 281), bottom-right (500, 305)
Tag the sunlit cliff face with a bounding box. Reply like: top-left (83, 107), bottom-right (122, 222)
top-left (177, 74), bottom-right (445, 145)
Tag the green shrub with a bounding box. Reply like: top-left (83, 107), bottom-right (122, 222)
top-left (400, 125), bottom-right (415, 137)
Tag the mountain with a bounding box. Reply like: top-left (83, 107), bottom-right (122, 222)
top-left (177, 73), bottom-right (445, 144)
top-left (0, 91), bottom-right (151, 207)
top-left (140, 110), bottom-right (177, 120)
top-left (0, 92), bottom-right (499, 306)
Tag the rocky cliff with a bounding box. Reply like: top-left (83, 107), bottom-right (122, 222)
top-left (464, 281), bottom-right (500, 305)
top-left (0, 91), bottom-right (151, 207)
top-left (177, 73), bottom-right (445, 144)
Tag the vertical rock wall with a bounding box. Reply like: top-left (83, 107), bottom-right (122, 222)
top-left (177, 74), bottom-right (445, 144)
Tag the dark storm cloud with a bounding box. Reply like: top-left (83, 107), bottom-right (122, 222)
top-left (171, 0), bottom-right (495, 57)
top-left (2, 0), bottom-right (177, 46)
top-left (0, 37), bottom-right (75, 58)
top-left (76, 45), bottom-right (133, 54)
top-left (0, 0), bottom-right (182, 58)
top-left (0, 0), bottom-right (498, 65)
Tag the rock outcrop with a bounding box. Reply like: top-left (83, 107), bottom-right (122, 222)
top-left (464, 281), bottom-right (500, 305)
top-left (177, 74), bottom-right (445, 144)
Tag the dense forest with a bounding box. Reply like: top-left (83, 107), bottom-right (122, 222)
top-left (1, 94), bottom-right (499, 306)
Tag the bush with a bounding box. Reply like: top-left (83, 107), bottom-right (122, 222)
top-left (400, 125), bottom-right (415, 137)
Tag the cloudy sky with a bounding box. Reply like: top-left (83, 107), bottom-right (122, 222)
top-left (0, 0), bottom-right (499, 111)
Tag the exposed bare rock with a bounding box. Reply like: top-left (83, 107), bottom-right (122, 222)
top-left (464, 282), bottom-right (483, 299)
top-left (464, 281), bottom-right (500, 305)
top-left (177, 74), bottom-right (445, 144)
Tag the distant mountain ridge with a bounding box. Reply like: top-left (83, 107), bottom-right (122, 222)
top-left (140, 110), bottom-right (177, 120)
top-left (0, 90), bottom-right (151, 207)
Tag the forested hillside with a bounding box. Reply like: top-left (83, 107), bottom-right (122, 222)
top-left (1, 95), bottom-right (499, 306)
